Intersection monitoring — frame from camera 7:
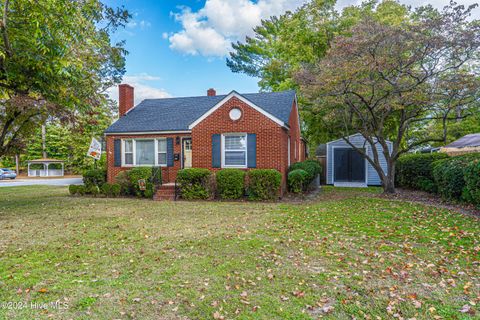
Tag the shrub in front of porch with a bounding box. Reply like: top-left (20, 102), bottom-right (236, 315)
top-left (177, 168), bottom-right (213, 200)
top-left (246, 169), bottom-right (282, 201)
top-left (127, 167), bottom-right (155, 198)
top-left (216, 169), bottom-right (245, 200)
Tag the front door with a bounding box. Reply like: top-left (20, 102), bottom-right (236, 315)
top-left (182, 138), bottom-right (192, 168)
top-left (334, 148), bottom-right (365, 183)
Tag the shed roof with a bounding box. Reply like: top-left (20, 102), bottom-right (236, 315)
top-left (444, 133), bottom-right (480, 148)
top-left (27, 158), bottom-right (64, 163)
top-left (105, 90), bottom-right (296, 134)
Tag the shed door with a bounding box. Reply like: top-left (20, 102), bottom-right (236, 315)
top-left (334, 148), bottom-right (365, 183)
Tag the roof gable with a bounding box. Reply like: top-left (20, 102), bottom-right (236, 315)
top-left (188, 91), bottom-right (287, 129)
top-left (105, 90), bottom-right (296, 134)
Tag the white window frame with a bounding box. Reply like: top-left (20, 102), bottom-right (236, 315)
top-left (122, 138), bottom-right (168, 167)
top-left (221, 133), bottom-right (248, 169)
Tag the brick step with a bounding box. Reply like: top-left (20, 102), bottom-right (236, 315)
top-left (154, 194), bottom-right (175, 201)
top-left (154, 184), bottom-right (177, 201)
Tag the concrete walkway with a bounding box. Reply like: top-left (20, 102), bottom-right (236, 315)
top-left (0, 177), bottom-right (83, 187)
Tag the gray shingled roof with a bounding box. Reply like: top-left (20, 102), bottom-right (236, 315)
top-left (445, 133), bottom-right (480, 148)
top-left (105, 90), bottom-right (296, 133)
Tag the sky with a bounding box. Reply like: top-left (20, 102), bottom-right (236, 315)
top-left (105, 0), bottom-right (479, 104)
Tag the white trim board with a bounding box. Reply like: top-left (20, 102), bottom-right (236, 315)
top-left (188, 91), bottom-right (287, 129)
top-left (105, 130), bottom-right (191, 136)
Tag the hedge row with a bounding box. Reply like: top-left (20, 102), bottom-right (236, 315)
top-left (71, 167), bottom-right (162, 199)
top-left (287, 160), bottom-right (322, 194)
top-left (395, 153), bottom-right (449, 192)
top-left (396, 152), bottom-right (480, 207)
top-left (176, 168), bottom-right (282, 201)
top-left (432, 154), bottom-right (480, 205)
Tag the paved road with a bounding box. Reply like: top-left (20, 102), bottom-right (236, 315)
top-left (0, 178), bottom-right (83, 187)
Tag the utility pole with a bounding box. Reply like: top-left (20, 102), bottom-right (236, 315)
top-left (15, 154), bottom-right (19, 175)
top-left (42, 124), bottom-right (47, 158)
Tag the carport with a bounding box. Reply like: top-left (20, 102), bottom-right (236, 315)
top-left (27, 158), bottom-right (65, 177)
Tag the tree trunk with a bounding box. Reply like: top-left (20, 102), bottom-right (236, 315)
top-left (381, 160), bottom-right (396, 194)
top-left (382, 175), bottom-right (396, 194)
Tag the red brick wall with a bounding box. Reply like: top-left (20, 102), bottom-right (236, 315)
top-left (288, 100), bottom-right (302, 164)
top-left (106, 133), bottom-right (190, 183)
top-left (191, 96), bottom-right (298, 192)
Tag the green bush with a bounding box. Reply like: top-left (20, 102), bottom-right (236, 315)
top-left (177, 168), bottom-right (212, 200)
top-left (86, 185), bottom-right (100, 197)
top-left (101, 183), bottom-right (111, 196)
top-left (396, 153), bottom-right (449, 192)
top-left (463, 160), bottom-right (480, 206)
top-left (432, 154), bottom-right (480, 201)
top-left (111, 184), bottom-right (121, 198)
top-left (289, 160), bottom-right (322, 187)
top-left (288, 169), bottom-right (309, 194)
top-left (128, 167), bottom-right (154, 198)
top-left (77, 185), bottom-right (86, 195)
top-left (216, 169), bottom-right (245, 200)
top-left (246, 169), bottom-right (282, 201)
top-left (68, 184), bottom-right (78, 195)
top-left (83, 168), bottom-right (107, 189)
top-left (115, 171), bottom-right (132, 195)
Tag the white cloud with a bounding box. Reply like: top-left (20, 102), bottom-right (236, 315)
top-left (168, 0), bottom-right (307, 57)
top-left (168, 0), bottom-right (479, 57)
top-left (107, 73), bottom-right (171, 105)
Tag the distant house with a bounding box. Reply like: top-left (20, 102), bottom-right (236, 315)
top-left (440, 133), bottom-right (480, 156)
top-left (326, 134), bottom-right (392, 187)
top-left (104, 85), bottom-right (306, 192)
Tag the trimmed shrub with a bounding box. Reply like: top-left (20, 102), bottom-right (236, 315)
top-left (111, 184), bottom-right (121, 198)
top-left (432, 154), bottom-right (480, 201)
top-left (87, 185), bottom-right (100, 197)
top-left (288, 160), bottom-right (322, 187)
top-left (216, 169), bottom-right (245, 200)
top-left (288, 169), bottom-right (309, 194)
top-left (396, 153), bottom-right (449, 192)
top-left (177, 168), bottom-right (212, 200)
top-left (463, 158), bottom-right (480, 206)
top-left (246, 169), bottom-right (282, 201)
top-left (82, 168), bottom-right (106, 189)
top-left (115, 171), bottom-right (132, 195)
top-left (68, 184), bottom-right (79, 195)
top-left (77, 185), bottom-right (86, 195)
top-left (128, 167), bottom-right (154, 198)
top-left (101, 183), bottom-right (111, 196)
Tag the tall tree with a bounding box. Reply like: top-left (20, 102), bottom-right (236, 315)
top-left (0, 0), bottom-right (129, 157)
top-left (227, 0), bottom-right (411, 144)
top-left (296, 2), bottom-right (480, 193)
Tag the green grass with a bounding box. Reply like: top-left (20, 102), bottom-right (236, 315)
top-left (0, 186), bottom-right (478, 319)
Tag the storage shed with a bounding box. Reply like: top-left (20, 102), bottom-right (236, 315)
top-left (326, 134), bottom-right (392, 187)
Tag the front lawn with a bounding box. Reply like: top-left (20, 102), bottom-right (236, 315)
top-left (0, 186), bottom-right (478, 319)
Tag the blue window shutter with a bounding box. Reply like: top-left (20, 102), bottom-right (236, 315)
top-left (212, 134), bottom-right (221, 168)
top-left (247, 133), bottom-right (257, 168)
top-left (114, 139), bottom-right (121, 167)
top-left (167, 138), bottom-right (174, 167)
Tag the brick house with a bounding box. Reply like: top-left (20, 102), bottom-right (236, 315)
top-left (105, 84), bottom-right (306, 193)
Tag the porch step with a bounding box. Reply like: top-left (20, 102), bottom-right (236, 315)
top-left (153, 183), bottom-right (176, 201)
top-left (333, 182), bottom-right (367, 188)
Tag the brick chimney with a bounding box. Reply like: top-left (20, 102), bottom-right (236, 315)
top-left (207, 88), bottom-right (216, 96)
top-left (119, 84), bottom-right (134, 116)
